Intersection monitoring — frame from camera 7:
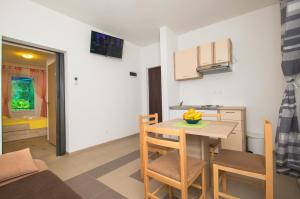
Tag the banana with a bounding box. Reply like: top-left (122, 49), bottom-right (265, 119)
top-left (183, 109), bottom-right (202, 120)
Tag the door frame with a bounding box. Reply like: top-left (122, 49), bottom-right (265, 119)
top-left (147, 66), bottom-right (163, 120)
top-left (0, 34), bottom-right (2, 154)
top-left (55, 53), bottom-right (66, 156)
top-left (1, 36), bottom-right (67, 156)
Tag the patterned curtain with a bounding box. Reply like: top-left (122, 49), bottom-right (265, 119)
top-left (2, 65), bottom-right (25, 117)
top-left (1, 65), bottom-right (47, 117)
top-left (276, 0), bottom-right (300, 178)
top-left (30, 69), bottom-right (47, 117)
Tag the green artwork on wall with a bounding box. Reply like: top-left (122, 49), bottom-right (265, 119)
top-left (11, 77), bottom-right (35, 111)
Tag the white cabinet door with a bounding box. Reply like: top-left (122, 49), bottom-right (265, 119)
top-left (174, 47), bottom-right (201, 80)
top-left (169, 110), bottom-right (185, 119)
top-left (169, 110), bottom-right (178, 120)
top-left (199, 43), bottom-right (214, 67)
top-left (214, 38), bottom-right (232, 64)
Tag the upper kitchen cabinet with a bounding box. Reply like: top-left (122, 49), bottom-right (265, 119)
top-left (214, 38), bottom-right (232, 65)
top-left (198, 42), bottom-right (214, 68)
top-left (174, 47), bottom-right (202, 80)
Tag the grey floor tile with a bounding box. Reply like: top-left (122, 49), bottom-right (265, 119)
top-left (91, 188), bottom-right (127, 199)
top-left (87, 150), bottom-right (139, 178)
top-left (66, 174), bottom-right (109, 199)
top-left (130, 170), bottom-right (143, 182)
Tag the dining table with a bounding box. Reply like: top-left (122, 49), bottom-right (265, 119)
top-left (152, 118), bottom-right (238, 186)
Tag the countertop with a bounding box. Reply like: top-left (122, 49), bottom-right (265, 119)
top-left (169, 105), bottom-right (246, 111)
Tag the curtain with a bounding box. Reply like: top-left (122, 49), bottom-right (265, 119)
top-left (1, 65), bottom-right (47, 117)
top-left (276, 0), bottom-right (300, 178)
top-left (30, 69), bottom-right (47, 117)
top-left (2, 66), bottom-right (9, 116)
top-left (2, 66), bottom-right (24, 117)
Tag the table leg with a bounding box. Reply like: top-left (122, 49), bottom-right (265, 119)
top-left (186, 135), bottom-right (210, 186)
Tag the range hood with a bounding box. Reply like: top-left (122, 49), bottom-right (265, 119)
top-left (196, 64), bottom-right (231, 75)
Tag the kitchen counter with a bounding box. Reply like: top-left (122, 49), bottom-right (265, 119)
top-left (169, 105), bottom-right (219, 110)
top-left (218, 106), bottom-right (246, 110)
top-left (169, 105), bottom-right (246, 111)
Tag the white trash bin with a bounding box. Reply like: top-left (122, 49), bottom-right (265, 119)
top-left (247, 132), bottom-right (264, 155)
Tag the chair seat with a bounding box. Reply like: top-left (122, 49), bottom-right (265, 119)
top-left (148, 151), bottom-right (206, 182)
top-left (213, 149), bottom-right (265, 174)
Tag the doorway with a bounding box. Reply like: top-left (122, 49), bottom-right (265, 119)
top-left (148, 66), bottom-right (163, 122)
top-left (1, 39), bottom-right (66, 157)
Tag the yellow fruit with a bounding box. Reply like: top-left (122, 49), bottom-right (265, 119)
top-left (193, 112), bottom-right (202, 120)
top-left (186, 114), bottom-right (194, 120)
top-left (183, 109), bottom-right (203, 120)
top-left (183, 112), bottom-right (188, 119)
top-left (194, 115), bottom-right (201, 120)
top-left (187, 108), bottom-right (195, 114)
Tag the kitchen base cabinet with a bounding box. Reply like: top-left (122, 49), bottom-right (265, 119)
top-left (219, 107), bottom-right (246, 152)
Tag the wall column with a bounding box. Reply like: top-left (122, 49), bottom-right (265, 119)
top-left (160, 27), bottom-right (179, 121)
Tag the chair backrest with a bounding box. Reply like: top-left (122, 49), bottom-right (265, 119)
top-left (139, 114), bottom-right (158, 130)
top-left (201, 113), bottom-right (221, 121)
top-left (264, 120), bottom-right (273, 181)
top-left (143, 125), bottom-right (187, 184)
top-left (139, 114), bottom-right (159, 138)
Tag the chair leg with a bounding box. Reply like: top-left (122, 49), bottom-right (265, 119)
top-left (210, 147), bottom-right (216, 188)
top-left (213, 164), bottom-right (219, 199)
top-left (201, 168), bottom-right (206, 199)
top-left (144, 175), bottom-right (149, 199)
top-left (210, 160), bottom-right (214, 188)
top-left (168, 186), bottom-right (173, 199)
top-left (140, 160), bottom-right (144, 179)
top-left (181, 186), bottom-right (188, 199)
top-left (210, 150), bottom-right (215, 162)
top-left (221, 173), bottom-right (227, 193)
top-left (140, 135), bottom-right (144, 179)
top-left (266, 178), bottom-right (273, 199)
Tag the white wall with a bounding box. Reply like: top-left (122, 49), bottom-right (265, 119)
top-left (160, 27), bottom-right (180, 121)
top-left (140, 43), bottom-right (160, 115)
top-left (0, 0), bottom-right (141, 153)
top-left (177, 4), bottom-right (284, 138)
top-left (0, 33), bottom-right (2, 154)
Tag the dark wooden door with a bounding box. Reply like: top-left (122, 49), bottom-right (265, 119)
top-left (148, 67), bottom-right (162, 122)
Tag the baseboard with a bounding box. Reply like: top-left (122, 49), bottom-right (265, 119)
top-left (67, 133), bottom-right (139, 155)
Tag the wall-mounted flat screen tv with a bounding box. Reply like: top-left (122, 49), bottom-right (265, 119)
top-left (90, 31), bottom-right (124, 59)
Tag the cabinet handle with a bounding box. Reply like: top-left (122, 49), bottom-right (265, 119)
top-left (225, 111), bottom-right (235, 114)
top-left (217, 59), bottom-right (225, 62)
top-left (231, 131), bottom-right (237, 134)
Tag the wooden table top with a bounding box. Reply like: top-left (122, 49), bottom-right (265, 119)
top-left (153, 119), bottom-right (238, 139)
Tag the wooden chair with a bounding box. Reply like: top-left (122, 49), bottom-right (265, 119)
top-left (213, 120), bottom-right (273, 199)
top-left (139, 114), bottom-right (171, 178)
top-left (143, 125), bottom-right (207, 199)
top-left (201, 113), bottom-right (222, 161)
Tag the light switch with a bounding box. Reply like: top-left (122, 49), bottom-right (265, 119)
top-left (74, 77), bottom-right (78, 85)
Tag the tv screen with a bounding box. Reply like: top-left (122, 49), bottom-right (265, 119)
top-left (90, 31), bottom-right (123, 58)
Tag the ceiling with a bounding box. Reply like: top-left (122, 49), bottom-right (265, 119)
top-left (31, 0), bottom-right (278, 46)
top-left (2, 44), bottom-right (55, 67)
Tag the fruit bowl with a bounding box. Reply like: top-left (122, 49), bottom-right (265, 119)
top-left (183, 108), bottom-right (202, 124)
top-left (185, 119), bottom-right (201, 124)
